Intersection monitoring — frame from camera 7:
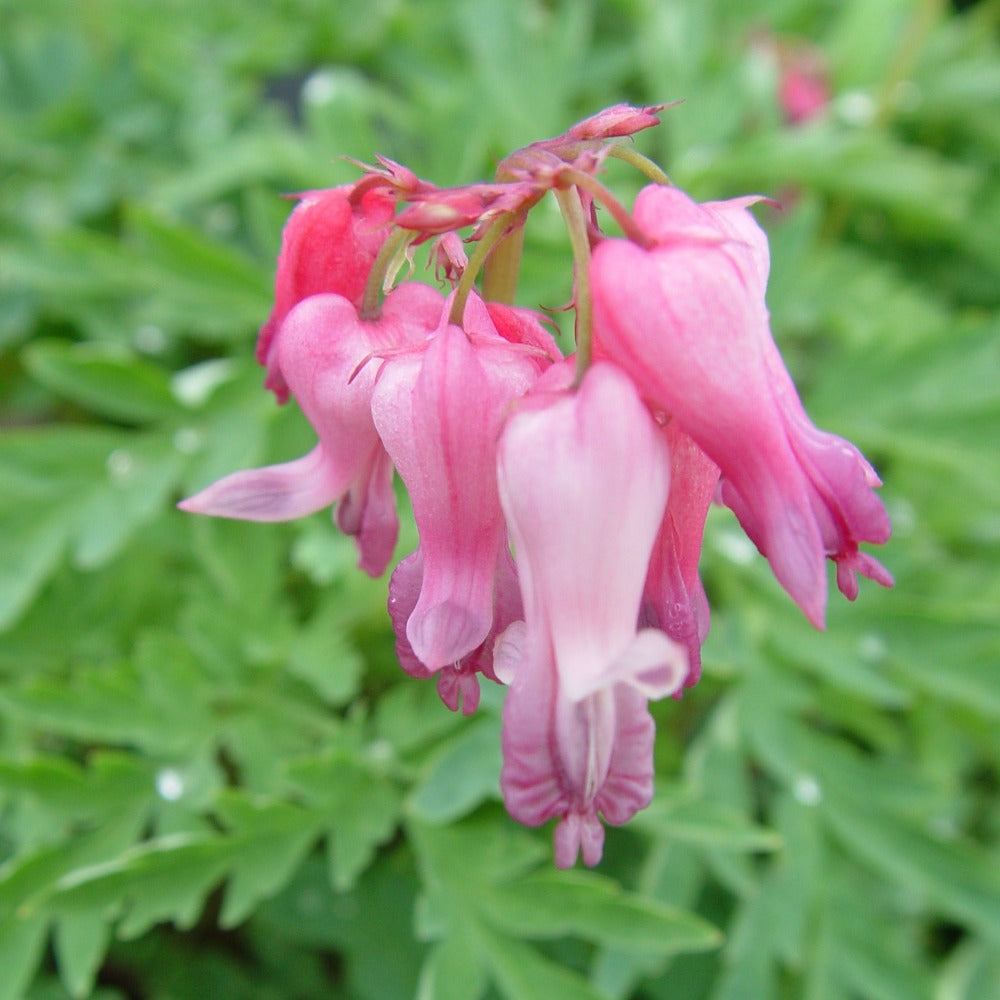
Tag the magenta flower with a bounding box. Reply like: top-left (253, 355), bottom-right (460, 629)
top-left (592, 183), bottom-right (891, 627)
top-left (179, 106), bottom-right (894, 866)
top-left (495, 361), bottom-right (689, 865)
top-left (179, 282), bottom-right (443, 576)
top-left (255, 185), bottom-right (396, 401)
top-left (372, 296), bottom-right (543, 672)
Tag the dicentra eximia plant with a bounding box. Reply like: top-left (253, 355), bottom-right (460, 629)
top-left (179, 104), bottom-right (892, 869)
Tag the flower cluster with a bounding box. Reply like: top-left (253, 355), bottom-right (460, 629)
top-left (180, 105), bottom-right (892, 867)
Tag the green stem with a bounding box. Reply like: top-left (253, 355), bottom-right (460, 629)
top-left (448, 212), bottom-right (518, 326)
top-left (607, 143), bottom-right (672, 186)
top-left (558, 167), bottom-right (651, 248)
top-left (554, 188), bottom-right (593, 386)
top-left (482, 225), bottom-right (525, 304)
top-left (359, 227), bottom-right (415, 320)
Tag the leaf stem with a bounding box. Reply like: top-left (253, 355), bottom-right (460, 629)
top-left (607, 143), bottom-right (673, 185)
top-left (359, 227), bottom-right (416, 320)
top-left (482, 225), bottom-right (525, 305)
top-left (554, 188), bottom-right (593, 386)
top-left (448, 212), bottom-right (518, 326)
top-left (558, 167), bottom-right (651, 248)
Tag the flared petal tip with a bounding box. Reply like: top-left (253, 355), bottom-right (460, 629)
top-left (406, 600), bottom-right (491, 673)
top-left (836, 550), bottom-right (895, 601)
top-left (560, 629), bottom-right (690, 704)
top-left (554, 811), bottom-right (605, 868)
top-left (437, 670), bottom-right (482, 715)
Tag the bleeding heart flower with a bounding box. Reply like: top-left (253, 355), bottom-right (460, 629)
top-left (372, 297), bottom-right (542, 671)
top-left (494, 361), bottom-right (689, 865)
top-left (592, 184), bottom-right (891, 627)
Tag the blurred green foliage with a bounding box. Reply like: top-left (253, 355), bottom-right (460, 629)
top-left (1, 0), bottom-right (999, 998)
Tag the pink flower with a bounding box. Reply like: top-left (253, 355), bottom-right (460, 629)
top-left (591, 184), bottom-right (891, 627)
top-left (179, 282), bottom-right (443, 577)
top-left (256, 185), bottom-right (396, 401)
top-left (371, 296), bottom-right (542, 672)
top-left (495, 361), bottom-right (689, 865)
top-left (778, 50), bottom-right (829, 125)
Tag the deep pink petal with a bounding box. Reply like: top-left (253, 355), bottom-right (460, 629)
top-left (256, 185), bottom-right (396, 400)
top-left (389, 544), bottom-right (521, 713)
top-left (593, 184), bottom-right (891, 625)
top-left (640, 425), bottom-right (720, 687)
top-left (486, 301), bottom-right (563, 365)
top-left (373, 322), bottom-right (536, 669)
top-left (335, 445), bottom-right (398, 577)
top-left (592, 218), bottom-right (823, 625)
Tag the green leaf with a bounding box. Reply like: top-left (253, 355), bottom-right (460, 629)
top-left (416, 931), bottom-right (489, 1000)
top-left (213, 793), bottom-right (320, 928)
top-left (22, 339), bottom-right (179, 424)
top-left (823, 799), bottom-right (1000, 942)
top-left (285, 752), bottom-right (402, 891)
top-left (481, 869), bottom-right (722, 956)
top-left (51, 834), bottom-right (230, 939)
top-left (0, 427), bottom-right (186, 629)
top-left (0, 662), bottom-right (205, 755)
top-left (634, 787), bottom-right (783, 853)
top-left (53, 912), bottom-right (109, 1000)
top-left (286, 600), bottom-right (364, 708)
top-left (937, 940), bottom-right (1000, 1000)
top-left (409, 714), bottom-right (503, 824)
top-left (479, 931), bottom-right (607, 1000)
top-left (408, 816), bottom-right (546, 893)
top-left (0, 913), bottom-right (49, 1000)
top-left (0, 505), bottom-right (67, 633)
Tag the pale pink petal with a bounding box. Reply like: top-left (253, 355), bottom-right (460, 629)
top-left (181, 287), bottom-right (443, 576)
top-left (178, 445), bottom-right (342, 521)
top-left (497, 362), bottom-right (678, 700)
top-left (601, 629), bottom-right (689, 700)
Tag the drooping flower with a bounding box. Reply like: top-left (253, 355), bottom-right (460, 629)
top-left (179, 282), bottom-right (443, 576)
top-left (495, 361), bottom-right (689, 864)
top-left (256, 184), bottom-right (396, 401)
top-left (176, 105), bottom-right (895, 867)
top-left (371, 295), bottom-right (543, 672)
top-left (591, 183), bottom-right (892, 627)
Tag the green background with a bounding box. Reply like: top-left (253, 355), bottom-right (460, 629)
top-left (1, 1), bottom-right (999, 998)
